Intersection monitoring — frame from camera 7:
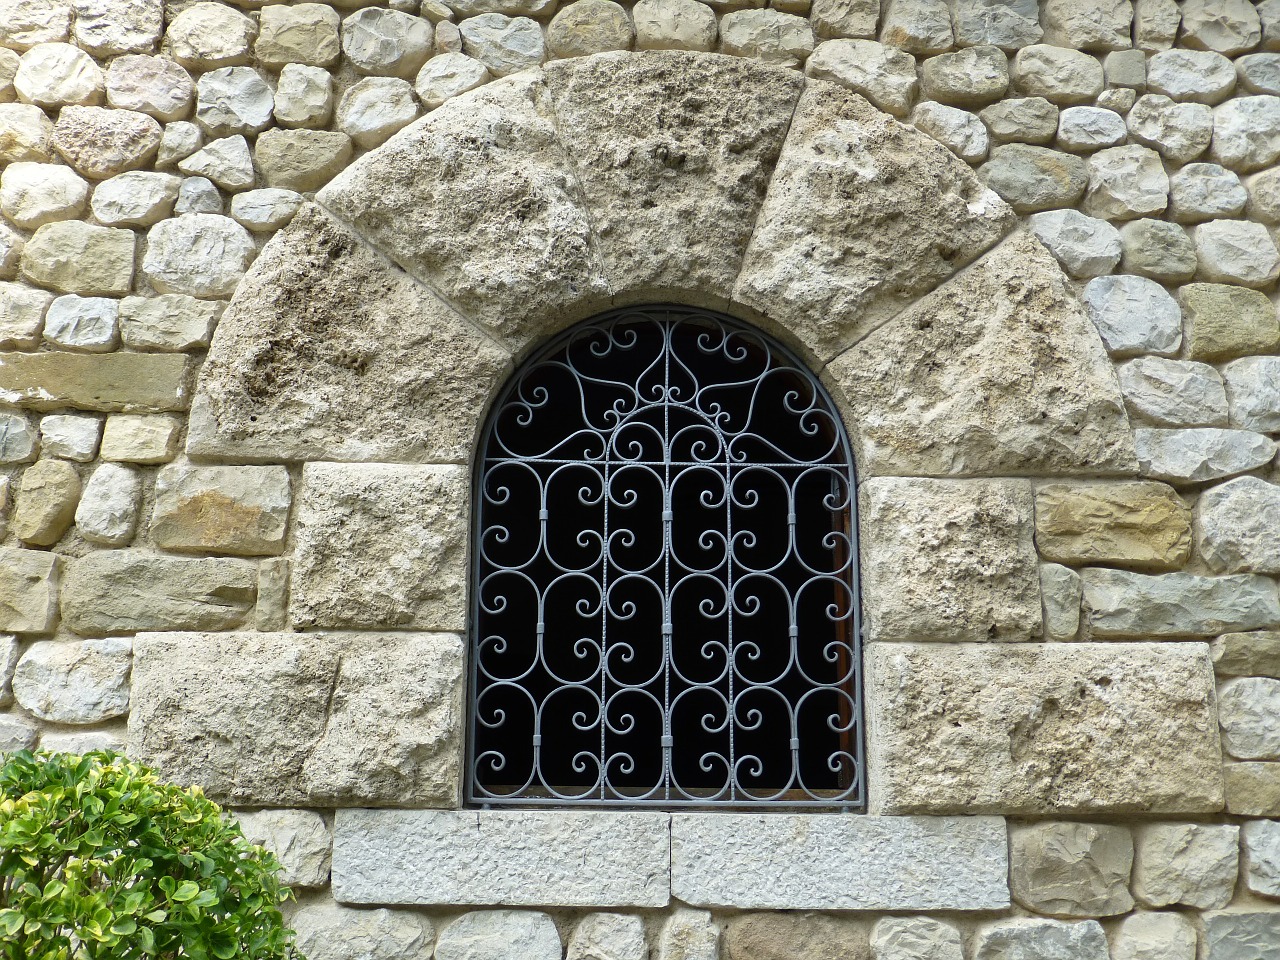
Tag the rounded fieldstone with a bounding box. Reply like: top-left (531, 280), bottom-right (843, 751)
top-left (166, 2), bottom-right (257, 69)
top-left (342, 8), bottom-right (434, 78)
top-left (196, 66), bottom-right (274, 136)
top-left (51, 105), bottom-right (162, 179)
top-left (14, 41), bottom-right (103, 107)
top-left (1084, 145), bottom-right (1169, 221)
top-left (436, 911), bottom-right (560, 960)
top-left (337, 76), bottom-right (421, 149)
top-left (177, 134), bottom-right (256, 191)
top-left (1195, 219), bottom-right (1280, 286)
top-left (1213, 95), bottom-right (1280, 171)
top-left (415, 53), bottom-right (492, 110)
top-left (1147, 49), bottom-right (1237, 104)
top-left (0, 161), bottom-right (88, 228)
top-left (1082, 274), bottom-right (1182, 356)
top-left (1057, 105), bottom-right (1127, 151)
top-left (1119, 219), bottom-right (1198, 282)
top-left (1011, 44), bottom-right (1105, 104)
top-left (105, 55), bottom-right (195, 122)
top-left (1029, 209), bottom-right (1121, 278)
top-left (459, 15), bottom-right (546, 78)
top-left (0, 102), bottom-right (55, 163)
top-left (547, 0), bottom-right (634, 59)
top-left (911, 102), bottom-right (988, 163)
top-left (1197, 476), bottom-right (1280, 574)
top-left (1223, 356), bottom-right (1280, 432)
top-left (230, 187), bottom-right (304, 231)
top-left (1220, 678), bottom-right (1280, 760)
top-left (143, 214), bottom-right (256, 297)
top-left (920, 45), bottom-right (1008, 107)
top-left (274, 63), bottom-right (334, 128)
top-left (75, 462), bottom-right (142, 546)
top-left (175, 176), bottom-right (223, 215)
top-left (255, 3), bottom-right (342, 68)
top-left (979, 96), bottom-right (1059, 145)
top-left (44, 294), bottom-right (119, 351)
top-left (805, 39), bottom-right (918, 117)
top-left (1180, 0), bottom-right (1261, 56)
top-left (633, 0), bottom-right (717, 52)
top-left (1168, 163), bottom-right (1246, 223)
top-left (1239, 52), bottom-right (1280, 95)
top-left (156, 120), bottom-right (202, 169)
top-left (979, 143), bottom-right (1087, 212)
top-left (11, 458), bottom-right (81, 546)
top-left (719, 10), bottom-right (813, 68)
top-left (90, 170), bottom-right (181, 227)
top-left (1119, 357), bottom-right (1228, 428)
top-left (13, 638), bottom-right (131, 723)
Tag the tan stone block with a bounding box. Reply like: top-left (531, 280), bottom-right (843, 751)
top-left (99, 414), bottom-right (181, 462)
top-left (151, 463), bottom-right (290, 556)
top-left (1034, 481), bottom-right (1192, 570)
top-left (256, 558), bottom-right (289, 631)
top-left (726, 913), bottom-right (869, 960)
top-left (11, 459), bottom-right (79, 546)
top-left (1225, 762), bottom-right (1280, 816)
top-left (1212, 631), bottom-right (1280, 677)
top-left (19, 221), bottom-right (135, 295)
top-left (1182, 283), bottom-right (1280, 361)
top-left (255, 3), bottom-right (341, 68)
top-left (255, 128), bottom-right (352, 192)
top-left (0, 547), bottom-right (60, 634)
top-left (866, 642), bottom-right (1224, 815)
top-left (1133, 823), bottom-right (1239, 910)
top-left (51, 105), bottom-right (162, 179)
top-left (1009, 822), bottom-right (1134, 918)
top-left (0, 353), bottom-right (187, 413)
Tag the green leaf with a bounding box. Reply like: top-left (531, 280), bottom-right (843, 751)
top-left (171, 880), bottom-right (201, 902)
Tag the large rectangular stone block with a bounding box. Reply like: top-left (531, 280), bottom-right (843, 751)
top-left (866, 643), bottom-right (1223, 815)
top-left (332, 810), bottom-right (670, 908)
top-left (0, 352), bottom-right (188, 411)
top-left (128, 631), bottom-right (464, 807)
top-left (1081, 569), bottom-right (1280, 638)
top-left (670, 814), bottom-right (1009, 911)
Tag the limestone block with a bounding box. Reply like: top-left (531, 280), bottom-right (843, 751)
top-left (333, 809), bottom-right (669, 906)
top-left (980, 98), bottom-right (1058, 145)
top-left (44, 295), bottom-right (118, 352)
top-left (1180, 0), bottom-right (1259, 54)
top-left (74, 462), bottom-right (141, 546)
top-left (292, 905), bottom-right (433, 960)
top-left (0, 412), bottom-right (36, 464)
top-left (1197, 477), bottom-right (1280, 573)
top-left (105, 56), bottom-right (192, 122)
top-left (317, 73), bottom-right (606, 349)
top-left (728, 914), bottom-right (868, 960)
top-left (868, 917), bottom-right (961, 960)
top-left (151, 463), bottom-right (290, 556)
top-left (1169, 164), bottom-right (1247, 223)
top-left (20, 221), bottom-right (134, 295)
top-left (866, 642), bottom-right (1222, 814)
top-left (255, 128), bottom-right (351, 191)
top-left (1221, 357), bottom-right (1280, 433)
top-left (739, 80), bottom-right (1014, 360)
top-left (195, 67), bottom-right (273, 138)
top-left (911, 103), bottom-right (988, 163)
top-left (12, 637), bottom-right (129, 724)
top-left (143, 214), bottom-right (255, 297)
top-left (40, 413), bottom-right (99, 461)
top-left (1243, 820), bottom-right (1280, 898)
top-left (1127, 95), bottom-right (1213, 163)
top-left (1266, 0), bottom-right (1280, 50)
top-left (100, 414), bottom-right (181, 463)
top-left (342, 8), bottom-right (433, 78)
top-left (229, 188), bottom-right (302, 232)
top-left (0, 161), bottom-right (87, 228)
top-left (1136, 428), bottom-right (1278, 484)
top-left (178, 137), bottom-right (253, 193)
top-left (827, 233), bottom-right (1135, 477)
top-left (1112, 913), bottom-right (1197, 960)
top-left (459, 14), bottom-right (546, 76)
top-left (39, 730), bottom-right (125, 754)
top-left (1133, 823), bottom-right (1239, 909)
top-left (1041, 0), bottom-right (1134, 50)
top-left (1034, 481), bottom-right (1191, 570)
top-left (0, 0), bottom-right (72, 49)
top-left (1213, 96), bottom-right (1280, 171)
top-left (979, 144), bottom-right (1088, 212)
top-left (0, 547), bottom-right (59, 633)
top-left (414, 53), bottom-right (491, 109)
top-left (166, 2), bottom-right (257, 70)
top-left (0, 716), bottom-right (38, 752)
top-left (859, 478), bottom-right (1039, 642)
top-left (188, 205), bottom-right (509, 464)
top-left (11, 458), bottom-right (78, 545)
top-left (255, 558), bottom-right (289, 632)
top-left (1227, 763), bottom-right (1280, 816)
top-left (0, 283), bottom-right (49, 350)
top-left (1009, 821), bottom-right (1134, 917)
top-left (436, 912), bottom-right (560, 960)
top-left (546, 52), bottom-right (801, 306)
top-left (1182, 283), bottom-right (1279, 361)
top-left (952, 0), bottom-right (1042, 49)
top-left (273, 64), bottom-right (334, 127)
top-left (1084, 144), bottom-right (1169, 220)
top-left (156, 121), bottom-right (201, 169)
top-left (805, 40), bottom-right (916, 117)
top-left (1195, 219), bottom-right (1280, 286)
top-left (1220, 678), bottom-right (1280, 760)
top-left (14, 42), bottom-right (102, 107)
top-left (234, 809), bottom-right (332, 888)
top-left (51, 106), bottom-right (162, 179)
top-left (0, 103), bottom-right (53, 162)
top-left (71, 0), bottom-right (162, 56)
top-left (0, 353), bottom-right (188, 413)
top-left (446, 0), bottom-right (557, 15)
top-left (1057, 106), bottom-right (1127, 151)
top-left (0, 636), bottom-right (15, 706)
top-left (1083, 568), bottom-right (1280, 637)
top-left (632, 0), bottom-right (717, 52)
top-left (1104, 49), bottom-right (1146, 88)
top-left (62, 552), bottom-right (256, 635)
top-left (1041, 563), bottom-right (1082, 641)
top-left (90, 171), bottom-right (181, 227)
top-left (1011, 45), bottom-right (1105, 104)
top-left (118, 295), bottom-right (219, 352)
top-left (719, 10), bottom-right (814, 67)
top-left (1079, 275), bottom-right (1179, 358)
top-left (1119, 218), bottom-right (1198, 282)
top-left (291, 463), bottom-right (467, 631)
top-left (335, 76), bottom-right (421, 148)
top-left (671, 814), bottom-right (1007, 910)
top-left (1203, 911), bottom-right (1280, 960)
top-left (129, 631), bottom-right (463, 806)
top-left (0, 225), bottom-right (24, 280)
top-left (1213, 631), bottom-right (1280, 678)
top-left (1119, 358), bottom-right (1228, 427)
top-left (570, 914), bottom-right (647, 960)
top-left (811, 0), bottom-right (880, 40)
top-left (256, 4), bottom-right (341, 68)
top-left (1028, 210), bottom-right (1121, 278)
top-left (973, 919), bottom-right (1108, 960)
top-left (546, 1), bottom-right (633, 58)
top-left (1240, 53), bottom-right (1280, 95)
top-left (1147, 50), bottom-right (1236, 104)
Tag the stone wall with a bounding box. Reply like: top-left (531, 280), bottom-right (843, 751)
top-left (1, 0), bottom-right (1280, 958)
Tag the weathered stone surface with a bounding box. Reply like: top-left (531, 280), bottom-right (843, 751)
top-left (1195, 219), bottom-right (1280, 287)
top-left (14, 41), bottom-right (101, 107)
top-left (156, 121), bottom-right (201, 169)
top-left (973, 920), bottom-right (1108, 960)
top-left (1112, 912), bottom-right (1197, 960)
top-left (12, 458), bottom-right (79, 546)
top-left (21, 221), bottom-right (134, 295)
top-left (980, 97), bottom-right (1058, 145)
top-left (255, 128), bottom-right (351, 191)
top-left (952, 0), bottom-right (1041, 49)
top-left (1084, 144), bottom-right (1169, 220)
top-left (414, 52), bottom-right (490, 109)
top-left (1242, 53), bottom-right (1280, 95)
top-left (1040, 0), bottom-right (1132, 50)
top-left (1127, 95), bottom-right (1213, 163)
top-left (38, 730), bottom-right (126, 755)
top-left (866, 642), bottom-right (1223, 814)
top-left (980, 144), bottom-right (1088, 212)
top-left (51, 106), bottom-right (161, 179)
top-left (189, 205), bottom-right (509, 464)
top-left (274, 63), bottom-right (333, 128)
top-left (0, 548), bottom-right (59, 633)
top-left (229, 188), bottom-right (303, 232)
top-left (919, 45), bottom-right (1005, 108)
top-left (1213, 631), bottom-right (1280, 678)
top-left (436, 911), bottom-right (560, 960)
top-left (166, 2), bottom-right (256, 70)
top-left (70, 0), bottom-right (158, 56)
top-left (1028, 210), bottom-right (1121, 278)
top-left (570, 913), bottom-right (648, 960)
top-left (1119, 357), bottom-right (1228, 427)
top-left (256, 3), bottom-right (341, 68)
top-left (1135, 428), bottom-right (1278, 484)
top-left (0, 716), bottom-right (38, 752)
top-left (1147, 49), bottom-right (1236, 104)
top-left (178, 135), bottom-right (255, 191)
top-left (1119, 218), bottom-right (1198, 282)
top-left (119, 294), bottom-right (220, 351)
top-left (1224, 357), bottom-right (1280, 432)
top-left (547, 53), bottom-right (800, 306)
top-left (130, 630), bottom-right (463, 806)
top-left (74, 462), bottom-right (141, 546)
top-left (632, 0), bottom-right (717, 52)
top-left (1034, 481), bottom-right (1191, 570)
top-left (292, 905), bottom-right (433, 960)
top-left (1243, 820), bottom-right (1280, 898)
top-left (868, 917), bottom-right (960, 960)
top-left (234, 809), bottom-right (331, 888)
top-left (827, 233), bottom-right (1136, 477)
top-left (1134, 823), bottom-right (1239, 909)
top-left (810, 0), bottom-right (880, 40)
top-left (91, 171), bottom-right (180, 227)
top-left (546, 1), bottom-right (633, 58)
top-left (40, 413), bottom-right (99, 461)
top-left (143, 214), bottom-right (255, 297)
top-left (911, 102), bottom-right (988, 163)
top-left (1221, 677), bottom-right (1280, 760)
top-left (1182, 283), bottom-right (1280, 361)
top-left (0, 161), bottom-right (87, 228)
top-left (728, 913), bottom-right (868, 960)
top-left (43, 294), bottom-right (118, 352)
top-left (291, 463), bottom-right (466, 631)
top-left (1083, 568), bottom-right (1280, 637)
top-left (0, 225), bottom-right (24, 281)
top-left (1213, 96), bottom-right (1280, 171)
top-left (12, 637), bottom-right (129, 724)
top-left (334, 809), bottom-right (668, 906)
top-left (1009, 821), bottom-right (1134, 917)
top-left (105, 55), bottom-right (193, 122)
top-left (1197, 477), bottom-right (1280, 573)
top-left (342, 8), bottom-right (433, 77)
top-left (0, 636), bottom-right (15, 707)
top-left (100, 414), bottom-right (180, 463)
top-left (1179, 0), bottom-right (1259, 54)
top-left (0, 102), bottom-right (53, 162)
top-left (1041, 563), bottom-right (1082, 641)
top-left (319, 73), bottom-right (605, 348)
top-left (1169, 164), bottom-right (1247, 222)
top-left (718, 10), bottom-right (813, 67)
top-left (671, 814), bottom-right (1007, 910)
top-left (0, 0), bottom-right (72, 49)
top-left (1011, 45), bottom-right (1105, 104)
top-left (151, 463), bottom-right (290, 556)
top-left (0, 411), bottom-right (37, 462)
top-left (1056, 106), bottom-right (1127, 151)
top-left (806, 40), bottom-right (915, 117)
top-left (738, 80), bottom-right (1013, 359)
top-left (1203, 911), bottom-right (1280, 960)
top-left (0, 352), bottom-right (187, 412)
top-left (1227, 763), bottom-right (1280, 816)
top-left (1081, 274), bottom-right (1181, 357)
top-left (860, 478), bottom-right (1039, 642)
top-left (0, 283), bottom-right (49, 349)
top-left (459, 14), bottom-right (546, 76)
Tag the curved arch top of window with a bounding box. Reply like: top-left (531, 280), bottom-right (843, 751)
top-left (468, 305), bottom-right (864, 809)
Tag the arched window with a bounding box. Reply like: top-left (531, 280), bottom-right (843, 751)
top-left (468, 306), bottom-right (863, 809)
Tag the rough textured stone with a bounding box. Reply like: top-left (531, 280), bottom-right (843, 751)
top-left (1147, 49), bottom-right (1236, 104)
top-left (51, 106), bottom-right (161, 179)
top-left (11, 458), bottom-right (79, 546)
top-left (1213, 631), bottom-right (1280, 678)
top-left (21, 221), bottom-right (134, 295)
top-left (1009, 822), bottom-right (1134, 917)
top-left (0, 283), bottom-right (50, 349)
top-left (38, 730), bottom-right (126, 754)
top-left (255, 128), bottom-right (352, 191)
top-left (570, 914), bottom-right (648, 960)
top-left (119, 295), bottom-right (219, 351)
top-left (1227, 763), bottom-right (1280, 816)
top-left (166, 2), bottom-right (257, 70)
top-left (979, 97), bottom-right (1058, 145)
top-left (974, 920), bottom-right (1108, 960)
top-left (1221, 677), bottom-right (1280, 761)
top-left (234, 809), bottom-right (331, 888)
top-left (1127, 95), bottom-right (1213, 163)
top-left (0, 411), bottom-right (37, 463)
top-left (12, 637), bottom-right (129, 724)
top-left (256, 4), bottom-right (341, 68)
top-left (195, 67), bottom-right (273, 137)
top-left (1112, 913), bottom-right (1197, 960)
top-left (1182, 283), bottom-right (1280, 361)
top-left (547, 1), bottom-right (633, 58)
top-left (827, 234), bottom-right (1135, 477)
top-left (1012, 45), bottom-right (1105, 104)
top-left (1119, 219), bottom-right (1198, 282)
top-left (14, 41), bottom-right (101, 107)
top-left (719, 10), bottom-right (813, 67)
top-left (189, 205), bottom-right (509, 464)
top-left (1056, 106), bottom-right (1127, 151)
top-left (459, 14), bottom-right (546, 76)
top-left (415, 52), bottom-right (491, 108)
top-left (1041, 0), bottom-right (1133, 50)
top-left (1195, 219), bottom-right (1280, 287)
top-left (130, 630), bottom-right (462, 806)
top-left (100, 414), bottom-right (181, 463)
top-left (1081, 275), bottom-right (1180, 358)
top-left (1203, 911), bottom-right (1280, 960)
top-left (0, 103), bottom-right (53, 163)
top-left (40, 413), bottom-right (99, 461)
top-left (1241, 53), bottom-right (1280, 95)
top-left (1197, 477), bottom-right (1280, 573)
top-left (155, 121), bottom-right (201, 169)
top-left (1213, 96), bottom-right (1280, 171)
top-left (0, 548), bottom-right (58, 633)
top-left (0, 224), bottom-right (24, 280)
top-left (1179, 0), bottom-right (1259, 55)
top-left (632, 0), bottom-right (717, 52)
top-left (1083, 568), bottom-right (1280, 637)
top-left (0, 352), bottom-right (187, 412)
top-left (151, 463), bottom-right (290, 556)
top-left (342, 8), bottom-right (433, 78)
top-left (1250, 166), bottom-right (1280, 223)
top-left (273, 64), bottom-right (333, 127)
top-left (0, 0), bottom-right (72, 49)
top-left (980, 144), bottom-right (1088, 212)
top-left (43, 294), bottom-right (118, 352)
top-left (1169, 164), bottom-right (1247, 222)
top-left (334, 809), bottom-right (669, 906)
top-left (1134, 823), bottom-right (1239, 909)
top-left (880, 0), bottom-right (951, 55)
top-left (291, 463), bottom-right (467, 631)
top-left (143, 214), bottom-right (255, 297)
top-left (738, 80), bottom-right (1014, 359)
top-left (860, 478), bottom-right (1039, 642)
top-left (805, 40), bottom-right (916, 117)
top-left (1136, 428), bottom-right (1278, 484)
top-left (105, 55), bottom-right (192, 122)
top-left (1035, 481), bottom-right (1191, 570)
top-left (1084, 145), bottom-right (1169, 220)
top-left (0, 161), bottom-right (87, 228)
top-left (74, 462), bottom-right (141, 546)
top-left (1041, 563), bottom-right (1082, 641)
top-left (911, 102), bottom-right (988, 163)
top-left (178, 136), bottom-right (255, 192)
top-left (952, 0), bottom-right (1041, 49)
top-left (866, 642), bottom-right (1223, 814)
top-left (868, 917), bottom-right (961, 960)
top-left (90, 171), bottom-right (180, 227)
top-left (292, 905), bottom-right (433, 960)
top-left (810, 0), bottom-right (880, 40)
top-left (729, 913), bottom-right (869, 960)
top-left (1243, 820), bottom-right (1280, 898)
top-left (229, 188), bottom-right (303, 231)
top-left (318, 73), bottom-right (606, 349)
top-left (671, 814), bottom-right (1008, 910)
top-left (0, 715), bottom-right (38, 752)
top-left (1223, 357), bottom-right (1280, 432)
top-left (436, 911), bottom-right (560, 960)
top-left (1028, 210), bottom-right (1121, 278)
top-left (1119, 357), bottom-right (1228, 427)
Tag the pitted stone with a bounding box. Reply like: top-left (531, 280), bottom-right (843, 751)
top-left (50, 106), bottom-right (161, 179)
top-left (1082, 569), bottom-right (1280, 637)
top-left (728, 913), bottom-right (869, 960)
top-left (293, 905), bottom-right (433, 960)
top-left (129, 631), bottom-right (464, 806)
top-left (570, 914), bottom-right (648, 960)
top-left (827, 233), bottom-right (1136, 477)
top-left (866, 642), bottom-right (1223, 814)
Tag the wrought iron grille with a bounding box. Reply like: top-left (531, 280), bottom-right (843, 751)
top-left (468, 305), bottom-right (864, 808)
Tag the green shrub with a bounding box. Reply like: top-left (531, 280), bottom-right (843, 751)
top-left (0, 750), bottom-right (299, 960)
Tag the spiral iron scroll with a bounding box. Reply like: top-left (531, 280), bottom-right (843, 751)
top-left (468, 306), bottom-right (865, 808)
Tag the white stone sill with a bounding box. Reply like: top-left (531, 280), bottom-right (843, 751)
top-left (331, 809), bottom-right (1009, 912)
